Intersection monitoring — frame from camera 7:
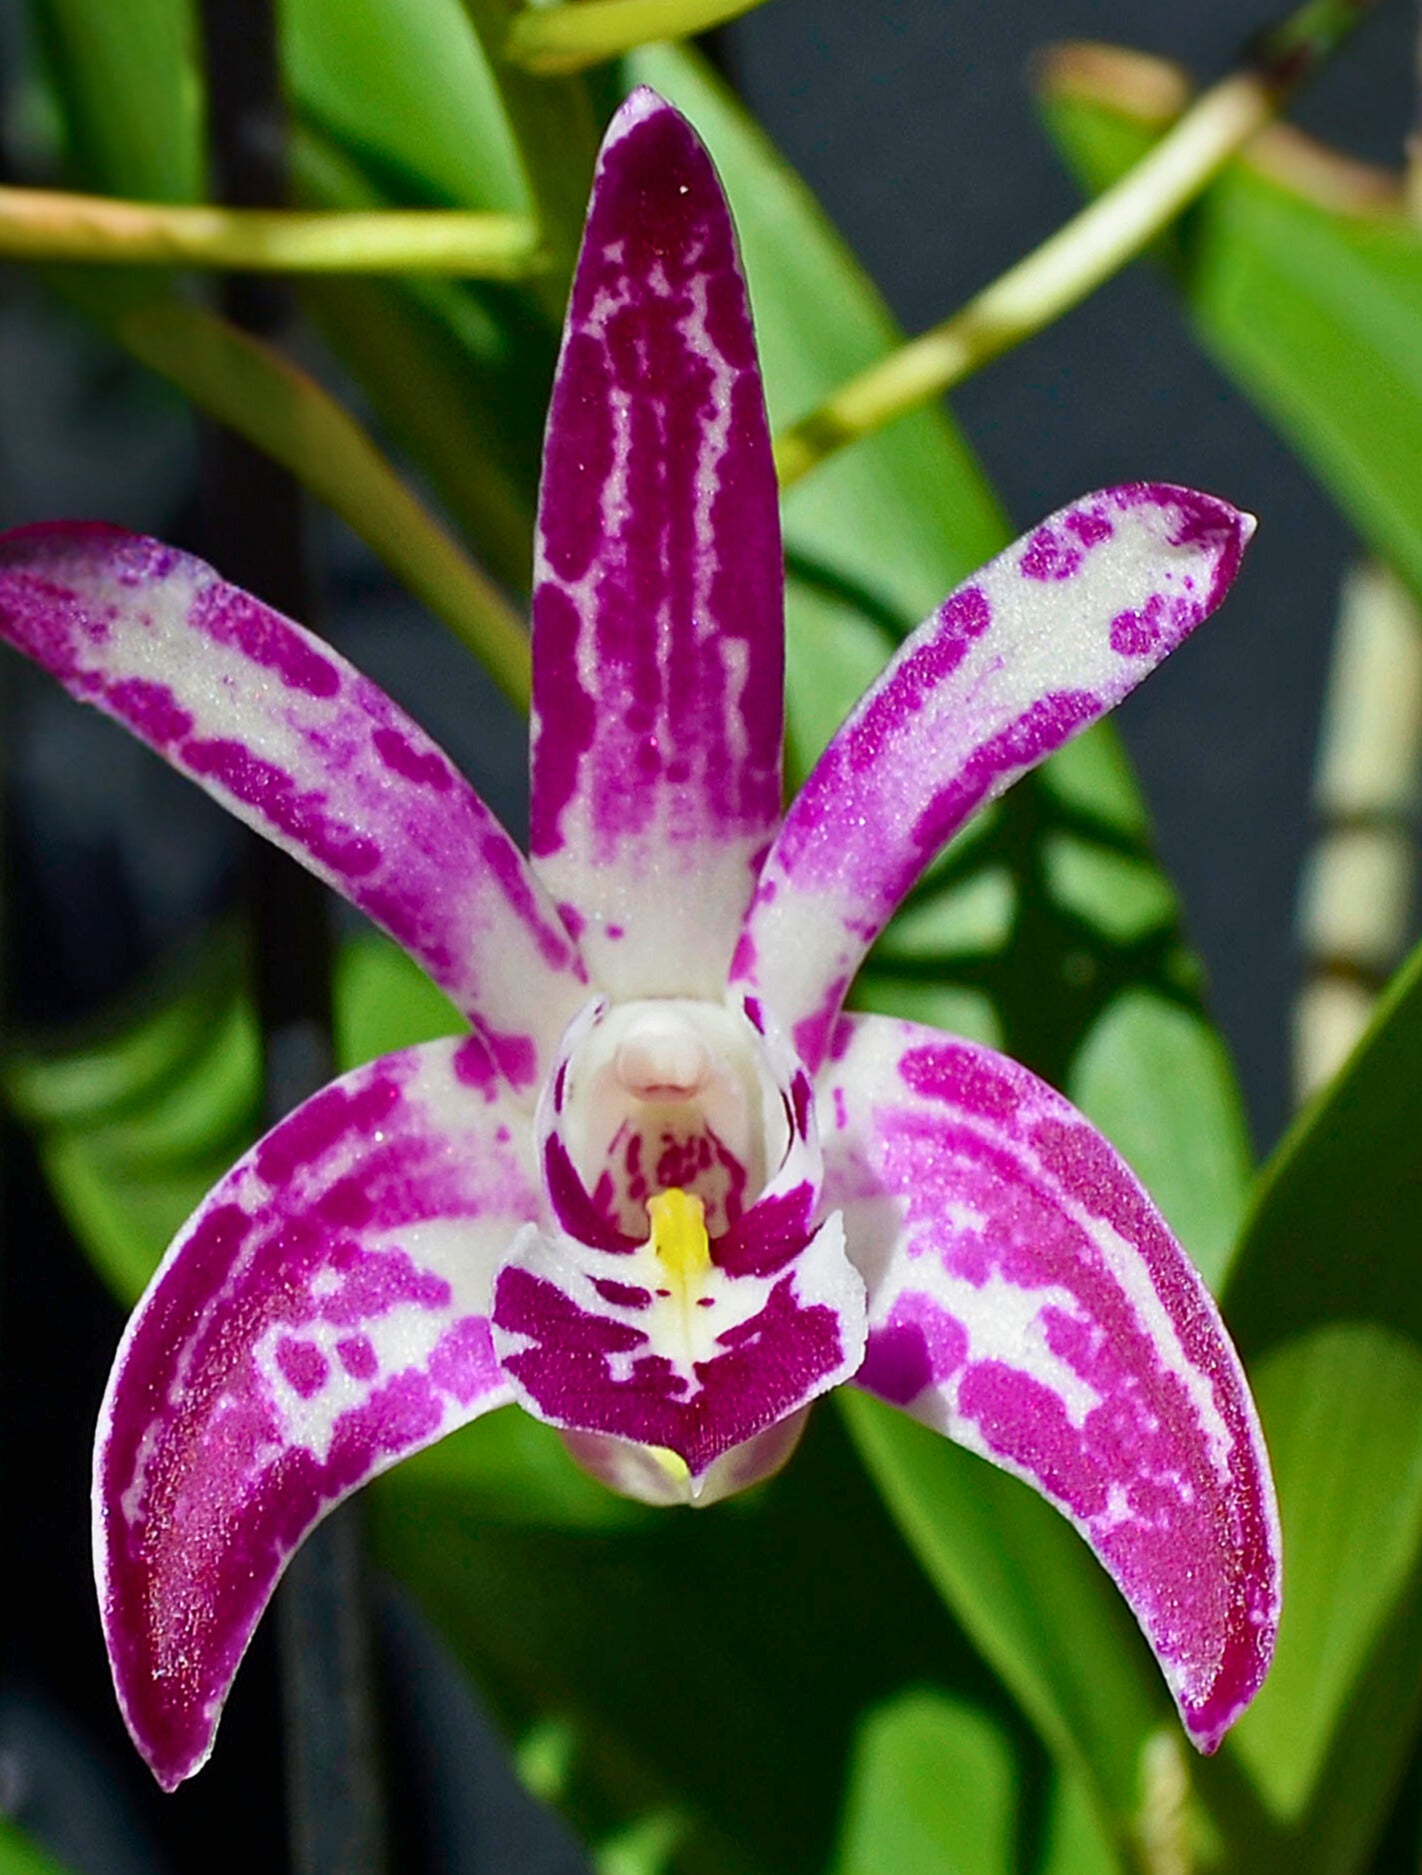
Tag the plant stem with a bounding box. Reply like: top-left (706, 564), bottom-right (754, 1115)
top-left (774, 0), bottom-right (1382, 488)
top-left (1293, 565), bottom-right (1422, 1102)
top-left (0, 188), bottom-right (544, 275)
top-left (196, 4), bottom-right (389, 1872)
top-left (503, 0), bottom-right (772, 74)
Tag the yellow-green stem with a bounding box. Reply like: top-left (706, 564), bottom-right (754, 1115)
top-left (0, 188), bottom-right (544, 277)
top-left (775, 69), bottom-right (1268, 486)
top-left (504, 0), bottom-right (772, 74)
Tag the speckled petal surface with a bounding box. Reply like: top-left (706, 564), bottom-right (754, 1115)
top-left (733, 485), bottom-right (1253, 1069)
top-left (0, 524), bottom-right (587, 1093)
top-left (820, 1013), bottom-right (1279, 1752)
top-left (529, 90), bottom-right (783, 1000)
top-left (490, 993), bottom-right (865, 1480)
top-left (93, 1036), bottom-right (540, 1789)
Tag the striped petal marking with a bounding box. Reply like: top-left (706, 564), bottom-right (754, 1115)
top-left (530, 89), bottom-right (783, 1002)
top-left (491, 994), bottom-right (866, 1496)
top-left (0, 524), bottom-right (587, 1093)
top-left (732, 484), bottom-right (1255, 1070)
top-left (94, 1037), bottom-right (540, 1789)
top-left (819, 1014), bottom-right (1280, 1753)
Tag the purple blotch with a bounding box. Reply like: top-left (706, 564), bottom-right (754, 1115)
top-left (190, 580), bottom-right (340, 699)
top-left (336, 1336), bottom-right (378, 1381)
top-left (373, 725), bottom-right (453, 792)
top-left (276, 1336), bottom-right (329, 1400)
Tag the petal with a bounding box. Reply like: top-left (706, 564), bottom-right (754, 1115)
top-left (819, 1014), bottom-right (1280, 1752)
top-left (734, 486), bottom-right (1253, 1068)
top-left (490, 993), bottom-right (865, 1485)
top-left (94, 1036), bottom-right (540, 1789)
top-left (529, 89), bottom-right (783, 999)
top-left (0, 524), bottom-right (586, 1092)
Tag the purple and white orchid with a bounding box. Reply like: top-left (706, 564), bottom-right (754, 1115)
top-left (0, 89), bottom-right (1278, 1791)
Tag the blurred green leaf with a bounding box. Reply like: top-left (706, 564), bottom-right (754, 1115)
top-left (1036, 1770), bottom-right (1121, 1875)
top-left (2, 932), bottom-right (258, 1304)
top-left (373, 1405), bottom-right (1024, 1875)
top-left (832, 1689), bottom-right (1018, 1875)
top-left (1040, 60), bottom-right (1422, 603)
top-left (1225, 933), bottom-right (1422, 1357)
top-left (281, 0), bottom-right (524, 213)
top-left (290, 122), bottom-right (543, 591)
top-left (0, 1817), bottom-right (76, 1875)
top-left (1189, 940), bottom-right (1422, 1860)
top-left (25, 0), bottom-right (204, 201)
top-left (1, 928), bottom-right (460, 1308)
top-left (1228, 1325), bottom-right (1422, 1826)
top-left (458, 0), bottom-right (603, 278)
top-left (333, 930), bottom-right (464, 1070)
top-left (395, 1404), bottom-right (655, 1530)
top-left (53, 278), bottom-right (534, 705)
top-left (1067, 989), bottom-right (1251, 1290)
top-left (838, 1392), bottom-right (1165, 1858)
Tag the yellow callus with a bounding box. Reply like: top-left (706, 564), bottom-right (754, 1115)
top-left (647, 1187), bottom-right (712, 1294)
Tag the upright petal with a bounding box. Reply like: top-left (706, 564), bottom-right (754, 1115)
top-left (94, 1037), bottom-right (540, 1788)
top-left (734, 486), bottom-right (1252, 1068)
top-left (0, 525), bottom-right (586, 1092)
top-left (530, 90), bottom-right (783, 999)
top-left (820, 1015), bottom-right (1279, 1752)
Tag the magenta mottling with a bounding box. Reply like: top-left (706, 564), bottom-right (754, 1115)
top-left (190, 580), bottom-right (340, 699)
top-left (591, 1277), bottom-right (653, 1310)
top-left (452, 1034), bottom-right (499, 1095)
top-left (276, 1336), bottom-right (329, 1400)
top-left (839, 1023), bottom-right (1278, 1749)
top-left (493, 1266), bottom-right (842, 1477)
top-left (106, 677), bottom-right (195, 748)
top-left (529, 97), bottom-right (782, 871)
top-left (844, 586), bottom-right (991, 778)
top-left (96, 1041), bottom-right (539, 1786)
top-left (336, 1336), bottom-right (378, 1381)
top-left (373, 725), bottom-right (453, 792)
top-left (714, 1182), bottom-right (818, 1279)
top-left (184, 737), bottom-right (382, 877)
top-left (427, 1316), bottom-right (501, 1405)
top-left (0, 525), bottom-right (588, 1085)
top-left (855, 1293), bottom-right (970, 1405)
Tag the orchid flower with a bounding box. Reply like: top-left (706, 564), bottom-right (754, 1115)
top-left (0, 89), bottom-right (1278, 1791)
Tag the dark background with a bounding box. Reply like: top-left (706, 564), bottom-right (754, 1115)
top-left (0, 2), bottom-right (1417, 1869)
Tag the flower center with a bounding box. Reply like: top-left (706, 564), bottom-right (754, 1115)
top-left (557, 999), bottom-right (784, 1238)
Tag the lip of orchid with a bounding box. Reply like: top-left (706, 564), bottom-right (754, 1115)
top-left (0, 81), bottom-right (1277, 1791)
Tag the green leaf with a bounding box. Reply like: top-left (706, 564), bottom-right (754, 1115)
top-left (1186, 941), bottom-right (1422, 1860)
top-left (393, 1404), bottom-right (656, 1531)
top-left (25, 0), bottom-right (204, 201)
top-left (838, 1392), bottom-right (1166, 1859)
top-left (372, 1403), bottom-right (1025, 1875)
top-left (1040, 65), bottom-right (1422, 604)
top-left (0, 1817), bottom-right (76, 1875)
top-left (333, 930), bottom-right (464, 1070)
top-left (2, 932), bottom-right (259, 1304)
top-left (1067, 989), bottom-right (1251, 1289)
top-left (832, 1690), bottom-right (1018, 1875)
top-left (51, 277), bottom-right (534, 706)
top-left (1225, 933), bottom-right (1422, 1358)
top-left (280, 0), bottom-right (525, 213)
top-left (457, 0), bottom-right (603, 278)
top-left (1, 928), bottom-right (461, 1309)
top-left (1037, 1770), bottom-right (1122, 1875)
top-left (1226, 1325), bottom-right (1422, 1828)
